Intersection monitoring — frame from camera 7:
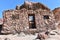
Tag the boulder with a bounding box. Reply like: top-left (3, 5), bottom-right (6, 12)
top-left (4, 38), bottom-right (10, 40)
top-left (37, 32), bottom-right (48, 40)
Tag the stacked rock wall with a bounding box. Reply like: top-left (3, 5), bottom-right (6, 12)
top-left (1, 2), bottom-right (56, 34)
top-left (53, 7), bottom-right (60, 29)
top-left (1, 8), bottom-right (56, 34)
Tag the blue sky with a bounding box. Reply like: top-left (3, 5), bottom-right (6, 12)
top-left (0, 0), bottom-right (60, 18)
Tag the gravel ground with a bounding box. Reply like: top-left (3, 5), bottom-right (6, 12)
top-left (0, 33), bottom-right (37, 40)
top-left (0, 31), bottom-right (60, 40)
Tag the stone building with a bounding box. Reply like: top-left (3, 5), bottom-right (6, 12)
top-left (0, 1), bottom-right (57, 34)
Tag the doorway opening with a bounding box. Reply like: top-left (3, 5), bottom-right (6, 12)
top-left (0, 25), bottom-right (2, 34)
top-left (28, 14), bottom-right (36, 29)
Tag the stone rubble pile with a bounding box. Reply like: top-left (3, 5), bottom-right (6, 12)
top-left (0, 29), bottom-right (60, 40)
top-left (35, 29), bottom-right (60, 40)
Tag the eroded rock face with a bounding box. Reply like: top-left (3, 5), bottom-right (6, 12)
top-left (1, 2), bottom-right (56, 34)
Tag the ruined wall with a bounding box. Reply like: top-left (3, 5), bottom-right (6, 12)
top-left (53, 8), bottom-right (60, 22)
top-left (1, 9), bottom-right (28, 34)
top-left (1, 8), bottom-right (56, 34)
top-left (53, 8), bottom-right (60, 29)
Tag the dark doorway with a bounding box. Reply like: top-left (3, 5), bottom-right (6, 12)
top-left (0, 25), bottom-right (2, 34)
top-left (28, 14), bottom-right (36, 29)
